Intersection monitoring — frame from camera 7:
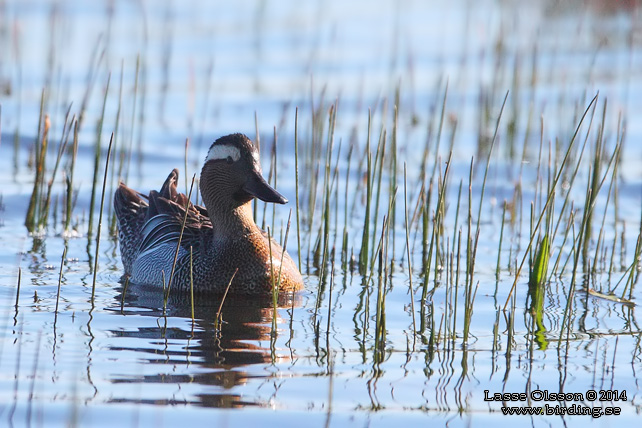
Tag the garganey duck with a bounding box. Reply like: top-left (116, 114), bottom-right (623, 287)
top-left (114, 133), bottom-right (304, 295)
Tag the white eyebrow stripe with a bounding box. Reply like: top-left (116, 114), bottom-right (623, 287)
top-left (205, 145), bottom-right (241, 162)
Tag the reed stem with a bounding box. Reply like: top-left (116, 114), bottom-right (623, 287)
top-left (90, 133), bottom-right (114, 308)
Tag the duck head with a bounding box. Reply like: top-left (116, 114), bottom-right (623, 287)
top-left (200, 134), bottom-right (287, 215)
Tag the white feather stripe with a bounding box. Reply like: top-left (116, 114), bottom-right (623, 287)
top-left (205, 145), bottom-right (241, 162)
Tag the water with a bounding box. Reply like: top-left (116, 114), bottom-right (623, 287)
top-left (1, 0), bottom-right (642, 426)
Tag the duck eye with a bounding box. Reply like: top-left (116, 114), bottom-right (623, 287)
top-left (226, 156), bottom-right (234, 164)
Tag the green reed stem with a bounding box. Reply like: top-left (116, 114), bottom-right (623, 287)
top-left (496, 202), bottom-right (507, 278)
top-left (323, 105), bottom-right (336, 269)
top-left (254, 111), bottom-right (260, 222)
top-left (267, 227), bottom-right (277, 335)
top-left (271, 126), bottom-right (278, 233)
top-left (294, 107), bottom-right (302, 272)
top-left (359, 111), bottom-right (372, 274)
top-left (326, 261), bottom-right (335, 339)
top-left (54, 246), bottom-right (67, 324)
top-left (184, 138), bottom-right (190, 195)
top-left (161, 270), bottom-right (167, 314)
top-left (120, 276), bottom-right (130, 314)
top-left (374, 219), bottom-right (387, 364)
top-left (165, 174), bottom-right (196, 299)
top-left (314, 230), bottom-right (330, 326)
top-left (342, 143), bottom-right (354, 268)
top-left (403, 164), bottom-right (417, 337)
top-left (215, 268), bottom-right (238, 331)
top-left (390, 104), bottom-right (398, 254)
top-left (466, 158), bottom-right (473, 287)
top-left (370, 127), bottom-right (386, 265)
top-left (65, 119), bottom-right (79, 231)
top-left (190, 246), bottom-right (194, 323)
top-left (110, 64), bottom-right (123, 202)
top-left (91, 132), bottom-right (114, 308)
top-left (450, 180), bottom-right (463, 268)
top-left (15, 268), bottom-right (21, 309)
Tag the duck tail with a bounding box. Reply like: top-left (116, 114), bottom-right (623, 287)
top-left (114, 183), bottom-right (148, 273)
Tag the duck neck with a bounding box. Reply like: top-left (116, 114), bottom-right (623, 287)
top-left (207, 200), bottom-right (259, 240)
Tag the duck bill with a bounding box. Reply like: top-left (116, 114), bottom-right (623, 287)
top-left (243, 172), bottom-right (288, 204)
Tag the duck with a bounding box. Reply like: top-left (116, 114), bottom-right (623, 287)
top-left (114, 133), bottom-right (304, 295)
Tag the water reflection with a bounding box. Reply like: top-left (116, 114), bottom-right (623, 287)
top-left (109, 283), bottom-right (301, 408)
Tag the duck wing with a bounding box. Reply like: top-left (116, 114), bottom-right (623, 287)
top-left (138, 169), bottom-right (212, 254)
